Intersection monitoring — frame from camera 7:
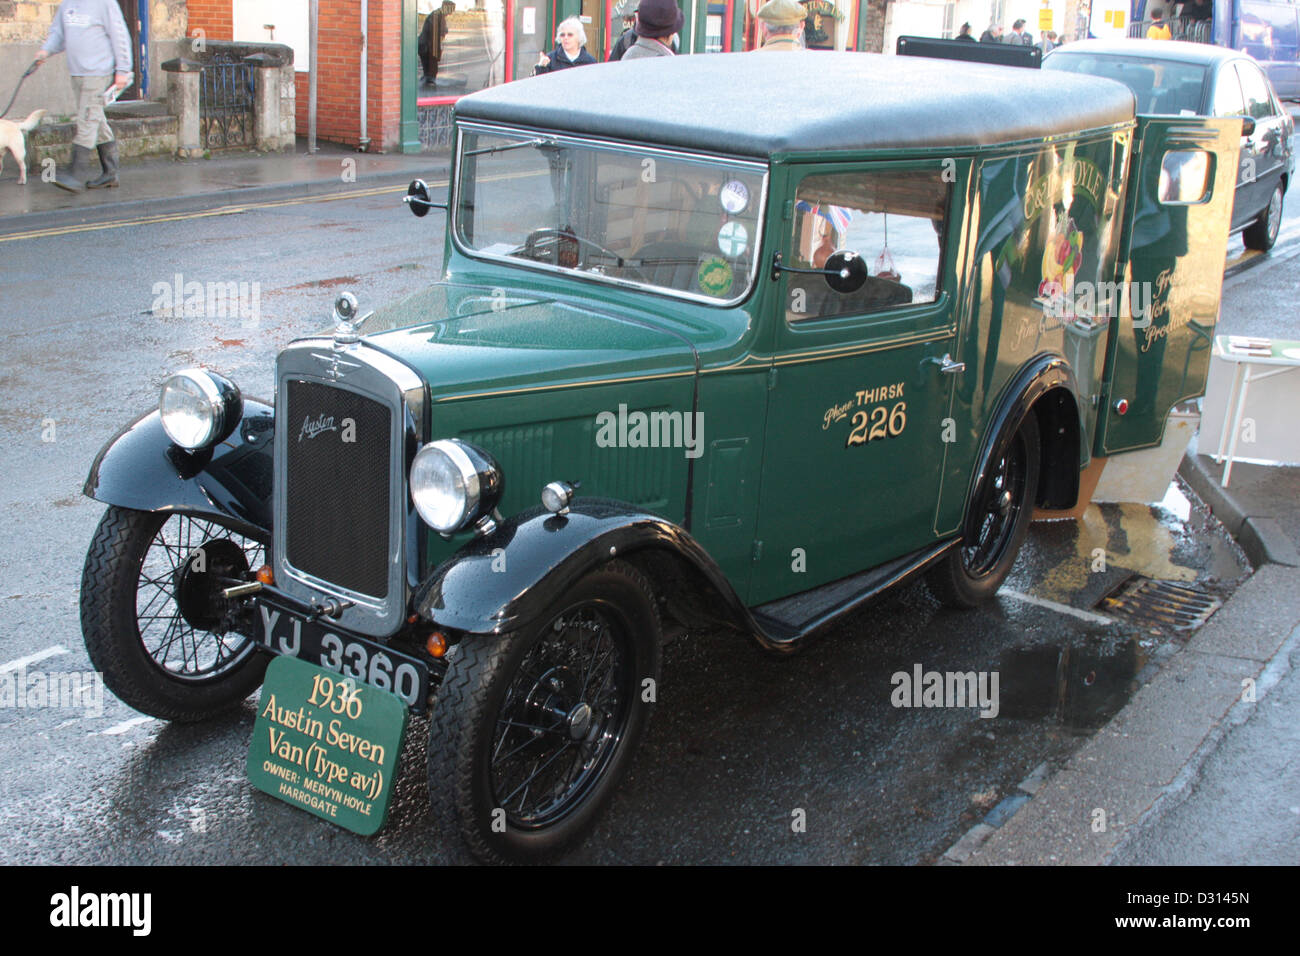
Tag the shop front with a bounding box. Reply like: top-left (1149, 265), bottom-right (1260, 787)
top-left (413, 1), bottom-right (872, 148)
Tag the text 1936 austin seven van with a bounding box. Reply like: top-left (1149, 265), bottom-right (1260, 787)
top-left (79, 52), bottom-right (1240, 862)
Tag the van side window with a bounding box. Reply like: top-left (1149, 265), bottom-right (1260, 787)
top-left (788, 169), bottom-right (947, 322)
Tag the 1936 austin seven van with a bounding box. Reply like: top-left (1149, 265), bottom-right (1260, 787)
top-left (79, 52), bottom-right (1241, 862)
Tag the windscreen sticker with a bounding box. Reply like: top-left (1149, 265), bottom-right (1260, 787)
top-left (720, 180), bottom-right (750, 215)
top-left (696, 256), bottom-right (735, 297)
top-left (717, 221), bottom-right (749, 258)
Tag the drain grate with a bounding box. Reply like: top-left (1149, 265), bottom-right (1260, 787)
top-left (1096, 576), bottom-right (1222, 631)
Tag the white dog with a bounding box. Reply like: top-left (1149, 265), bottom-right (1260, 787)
top-left (0, 109), bottom-right (47, 185)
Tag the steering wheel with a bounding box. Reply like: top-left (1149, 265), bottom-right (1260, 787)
top-left (522, 228), bottom-right (648, 281)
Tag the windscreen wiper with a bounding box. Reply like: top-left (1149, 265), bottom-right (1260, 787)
top-left (463, 137), bottom-right (558, 157)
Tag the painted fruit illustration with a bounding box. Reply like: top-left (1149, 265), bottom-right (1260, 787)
top-left (1039, 217), bottom-right (1083, 302)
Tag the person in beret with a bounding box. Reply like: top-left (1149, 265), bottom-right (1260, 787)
top-left (754, 0), bottom-right (807, 50)
top-left (622, 0), bottom-right (683, 58)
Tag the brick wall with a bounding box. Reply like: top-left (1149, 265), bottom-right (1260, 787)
top-left (0, 0), bottom-right (58, 44)
top-left (188, 1), bottom-right (403, 151)
top-left (864, 0), bottom-right (889, 52)
top-left (186, 0), bottom-right (232, 40)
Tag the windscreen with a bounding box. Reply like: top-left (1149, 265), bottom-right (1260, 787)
top-left (453, 126), bottom-right (768, 305)
top-left (1044, 54), bottom-right (1208, 115)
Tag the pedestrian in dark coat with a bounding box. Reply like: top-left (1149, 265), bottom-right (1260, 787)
top-left (608, 0), bottom-right (638, 61)
top-left (418, 2), bottom-right (454, 87)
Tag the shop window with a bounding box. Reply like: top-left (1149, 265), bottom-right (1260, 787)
top-left (741, 0), bottom-right (856, 51)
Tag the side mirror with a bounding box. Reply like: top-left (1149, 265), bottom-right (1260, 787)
top-left (770, 250), bottom-right (868, 293)
top-left (1239, 115), bottom-right (1256, 137)
top-left (404, 178), bottom-right (448, 217)
top-left (822, 251), bottom-right (868, 293)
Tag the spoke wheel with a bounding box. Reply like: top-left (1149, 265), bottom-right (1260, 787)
top-left (428, 560), bottom-right (661, 864)
top-left (928, 413), bottom-right (1040, 608)
top-left (81, 506), bottom-right (271, 721)
top-left (491, 604), bottom-right (633, 829)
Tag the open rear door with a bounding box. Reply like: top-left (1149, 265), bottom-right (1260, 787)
top-left (1097, 116), bottom-right (1239, 455)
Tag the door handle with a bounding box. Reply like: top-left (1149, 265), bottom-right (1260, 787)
top-left (938, 353), bottom-right (965, 374)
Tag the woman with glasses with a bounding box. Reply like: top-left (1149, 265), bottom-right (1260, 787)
top-left (535, 17), bottom-right (597, 73)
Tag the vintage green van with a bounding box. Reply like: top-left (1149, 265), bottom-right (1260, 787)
top-left (80, 52), bottom-right (1239, 862)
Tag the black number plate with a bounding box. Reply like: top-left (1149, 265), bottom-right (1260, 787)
top-left (254, 601), bottom-right (430, 712)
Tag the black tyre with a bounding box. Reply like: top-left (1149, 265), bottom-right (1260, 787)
top-left (428, 559), bottom-right (662, 864)
top-left (928, 413), bottom-right (1040, 608)
top-left (1243, 182), bottom-right (1284, 251)
top-left (80, 505), bottom-right (270, 721)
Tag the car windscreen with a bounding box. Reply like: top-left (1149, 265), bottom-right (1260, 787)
top-left (1043, 54), bottom-right (1208, 115)
top-left (453, 126), bottom-right (768, 306)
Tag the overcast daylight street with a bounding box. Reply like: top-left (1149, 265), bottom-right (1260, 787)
top-left (0, 0), bottom-right (1295, 937)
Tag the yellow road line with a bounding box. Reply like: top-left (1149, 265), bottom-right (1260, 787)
top-left (0, 180), bottom-right (440, 243)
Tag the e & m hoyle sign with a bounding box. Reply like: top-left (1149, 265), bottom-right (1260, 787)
top-left (247, 655), bottom-right (407, 836)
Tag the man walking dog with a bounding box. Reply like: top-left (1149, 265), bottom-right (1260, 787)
top-left (35, 0), bottom-right (132, 192)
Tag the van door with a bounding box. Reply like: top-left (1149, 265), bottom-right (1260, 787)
top-left (748, 161), bottom-right (961, 605)
top-left (1097, 117), bottom-right (1239, 455)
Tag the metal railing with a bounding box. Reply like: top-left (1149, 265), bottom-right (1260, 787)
top-left (1128, 17), bottom-right (1214, 43)
top-left (199, 52), bottom-right (256, 149)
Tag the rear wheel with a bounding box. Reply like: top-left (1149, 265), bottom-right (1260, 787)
top-left (428, 560), bottom-right (661, 864)
top-left (80, 506), bottom-right (269, 721)
top-left (928, 413), bottom-right (1040, 608)
top-left (1243, 182), bottom-right (1284, 251)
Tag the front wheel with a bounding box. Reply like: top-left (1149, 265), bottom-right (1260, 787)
top-left (428, 560), bottom-right (662, 864)
top-left (1243, 182), bottom-right (1284, 251)
top-left (80, 505), bottom-right (270, 721)
top-left (927, 413), bottom-right (1040, 608)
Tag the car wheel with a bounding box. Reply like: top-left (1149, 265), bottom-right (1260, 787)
top-left (927, 413), bottom-right (1040, 609)
top-left (80, 505), bottom-right (269, 721)
top-left (428, 559), bottom-right (661, 864)
top-left (1243, 183), bottom-right (1284, 251)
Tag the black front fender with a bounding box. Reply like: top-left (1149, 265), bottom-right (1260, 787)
top-left (83, 400), bottom-right (274, 539)
top-left (414, 498), bottom-right (752, 637)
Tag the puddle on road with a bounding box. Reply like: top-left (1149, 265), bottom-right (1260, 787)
top-left (989, 476), bottom-right (1250, 734)
top-left (1015, 477), bottom-right (1250, 610)
top-left (994, 636), bottom-right (1151, 732)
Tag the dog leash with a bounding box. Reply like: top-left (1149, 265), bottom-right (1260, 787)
top-left (0, 60), bottom-right (41, 120)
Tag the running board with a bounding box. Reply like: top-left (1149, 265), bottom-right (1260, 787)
top-left (748, 539), bottom-right (958, 651)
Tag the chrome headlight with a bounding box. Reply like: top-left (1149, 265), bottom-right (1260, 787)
top-left (410, 439), bottom-right (504, 534)
top-left (158, 369), bottom-right (242, 450)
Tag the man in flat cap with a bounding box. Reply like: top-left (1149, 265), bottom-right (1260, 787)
top-left (755, 0), bottom-right (807, 50)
